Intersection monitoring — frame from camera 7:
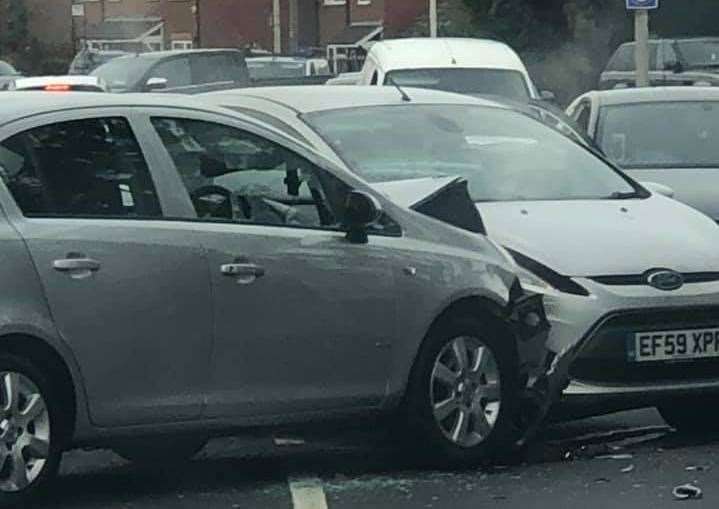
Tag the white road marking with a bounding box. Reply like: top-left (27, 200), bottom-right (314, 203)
top-left (289, 477), bottom-right (329, 509)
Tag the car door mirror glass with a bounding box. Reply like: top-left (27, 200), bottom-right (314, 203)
top-left (344, 191), bottom-right (382, 244)
top-left (146, 77), bottom-right (168, 91)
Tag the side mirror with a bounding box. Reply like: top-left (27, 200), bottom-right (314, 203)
top-left (641, 181), bottom-right (675, 198)
top-left (145, 77), bottom-right (168, 91)
top-left (539, 90), bottom-right (556, 102)
top-left (344, 190), bottom-right (382, 244)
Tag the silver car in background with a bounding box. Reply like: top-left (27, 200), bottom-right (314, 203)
top-left (0, 92), bottom-right (553, 503)
top-left (204, 86), bottom-right (719, 431)
top-left (567, 87), bottom-right (719, 221)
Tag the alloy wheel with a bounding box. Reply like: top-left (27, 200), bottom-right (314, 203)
top-left (430, 336), bottom-right (501, 448)
top-left (0, 371), bottom-right (50, 493)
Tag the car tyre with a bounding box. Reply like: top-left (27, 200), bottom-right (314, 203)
top-left (404, 316), bottom-right (520, 467)
top-left (0, 353), bottom-right (63, 506)
top-left (658, 399), bottom-right (719, 434)
top-left (113, 436), bottom-right (208, 465)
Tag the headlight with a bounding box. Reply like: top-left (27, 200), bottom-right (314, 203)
top-left (515, 264), bottom-right (555, 294)
top-left (507, 248), bottom-right (590, 297)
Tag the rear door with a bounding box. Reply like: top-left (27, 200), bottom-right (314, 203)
top-left (0, 110), bottom-right (213, 426)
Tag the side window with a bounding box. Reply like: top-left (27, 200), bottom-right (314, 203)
top-left (192, 54), bottom-right (243, 84)
top-left (575, 103), bottom-right (591, 132)
top-left (0, 118), bottom-right (161, 217)
top-left (150, 117), bottom-right (351, 229)
top-left (149, 57), bottom-right (192, 88)
top-left (649, 42), bottom-right (660, 71)
top-left (607, 45), bottom-right (634, 72)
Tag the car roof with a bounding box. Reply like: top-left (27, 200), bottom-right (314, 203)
top-left (586, 87), bottom-right (719, 106)
top-left (0, 92), bottom-right (226, 126)
top-left (205, 85), bottom-right (505, 113)
top-left (617, 37), bottom-right (719, 47)
top-left (367, 38), bottom-right (527, 73)
top-left (115, 48), bottom-right (242, 63)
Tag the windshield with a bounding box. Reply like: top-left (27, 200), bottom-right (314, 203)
top-left (598, 101), bottom-right (719, 168)
top-left (0, 61), bottom-right (16, 75)
top-left (304, 104), bottom-right (635, 202)
top-left (247, 60), bottom-right (305, 79)
top-left (385, 68), bottom-right (530, 101)
top-left (91, 57), bottom-right (150, 92)
top-left (677, 40), bottom-right (719, 67)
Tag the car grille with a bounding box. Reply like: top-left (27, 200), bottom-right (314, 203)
top-left (570, 306), bottom-right (719, 384)
top-left (589, 272), bottom-right (719, 286)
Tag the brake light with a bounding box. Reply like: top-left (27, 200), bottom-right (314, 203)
top-left (44, 84), bottom-right (71, 92)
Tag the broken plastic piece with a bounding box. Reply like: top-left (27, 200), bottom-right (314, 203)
top-left (621, 464), bottom-right (635, 473)
top-left (595, 453), bottom-right (634, 460)
top-left (672, 484), bottom-right (703, 500)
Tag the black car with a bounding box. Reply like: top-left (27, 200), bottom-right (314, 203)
top-left (600, 37), bottom-right (719, 89)
top-left (90, 49), bottom-right (250, 94)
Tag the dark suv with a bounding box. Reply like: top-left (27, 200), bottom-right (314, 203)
top-left (91, 49), bottom-right (250, 94)
top-left (600, 37), bottom-right (719, 89)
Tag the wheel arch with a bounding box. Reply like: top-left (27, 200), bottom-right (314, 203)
top-left (397, 295), bottom-right (520, 406)
top-left (0, 333), bottom-right (77, 447)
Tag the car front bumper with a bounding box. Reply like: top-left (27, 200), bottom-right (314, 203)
top-left (541, 278), bottom-right (719, 411)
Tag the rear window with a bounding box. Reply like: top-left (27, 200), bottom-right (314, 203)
top-left (92, 57), bottom-right (152, 92)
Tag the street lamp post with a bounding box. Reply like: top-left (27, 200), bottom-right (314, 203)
top-left (429, 0), bottom-right (438, 38)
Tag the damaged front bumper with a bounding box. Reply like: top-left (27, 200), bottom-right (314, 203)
top-left (504, 288), bottom-right (581, 448)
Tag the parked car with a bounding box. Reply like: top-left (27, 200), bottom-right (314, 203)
top-left (0, 60), bottom-right (21, 91)
top-left (67, 49), bottom-right (129, 76)
top-left (90, 49), bottom-right (250, 94)
top-left (567, 87), bottom-right (719, 221)
top-left (356, 38), bottom-right (553, 102)
top-left (7, 75), bottom-right (107, 92)
top-left (325, 71), bottom-right (362, 86)
top-left (205, 86), bottom-right (719, 429)
top-left (247, 56), bottom-right (331, 79)
top-left (600, 38), bottom-right (719, 90)
top-left (0, 91), bottom-right (556, 502)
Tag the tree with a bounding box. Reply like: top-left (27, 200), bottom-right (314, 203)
top-left (1, 0), bottom-right (29, 53)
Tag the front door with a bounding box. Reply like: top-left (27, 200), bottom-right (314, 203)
top-left (149, 115), bottom-right (398, 417)
top-left (0, 115), bottom-right (213, 426)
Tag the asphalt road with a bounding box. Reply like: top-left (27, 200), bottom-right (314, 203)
top-left (37, 408), bottom-right (719, 509)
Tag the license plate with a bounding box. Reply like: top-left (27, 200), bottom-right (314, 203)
top-left (631, 328), bottom-right (719, 362)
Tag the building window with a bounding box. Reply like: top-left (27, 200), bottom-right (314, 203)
top-left (323, 0), bottom-right (346, 5)
top-left (171, 40), bottom-right (194, 51)
top-left (357, 0), bottom-right (371, 4)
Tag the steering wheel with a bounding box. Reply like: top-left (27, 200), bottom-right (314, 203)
top-left (190, 185), bottom-right (234, 220)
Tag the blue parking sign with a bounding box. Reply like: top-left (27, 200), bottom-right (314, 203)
top-left (627, 0), bottom-right (658, 9)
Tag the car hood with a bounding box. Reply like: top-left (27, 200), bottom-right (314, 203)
top-left (477, 196), bottom-right (719, 276)
top-left (374, 180), bottom-right (719, 276)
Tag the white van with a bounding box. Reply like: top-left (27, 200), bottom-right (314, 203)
top-left (358, 37), bottom-right (549, 102)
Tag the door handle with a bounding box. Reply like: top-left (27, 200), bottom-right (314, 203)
top-left (53, 257), bottom-right (101, 272)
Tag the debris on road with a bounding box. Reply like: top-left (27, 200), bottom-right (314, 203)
top-left (672, 484), bottom-right (703, 500)
top-left (621, 464), bottom-right (635, 473)
top-left (685, 465), bottom-right (710, 472)
top-left (273, 437), bottom-right (306, 446)
top-left (595, 454), bottom-right (634, 460)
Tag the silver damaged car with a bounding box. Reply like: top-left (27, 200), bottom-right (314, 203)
top-left (0, 92), bottom-right (557, 502)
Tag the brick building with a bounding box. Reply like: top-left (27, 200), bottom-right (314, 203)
top-left (73, 0), bottom-right (196, 51)
top-left (68, 0), bottom-right (428, 57)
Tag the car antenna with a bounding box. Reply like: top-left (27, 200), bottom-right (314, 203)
top-left (385, 75), bottom-right (412, 102)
